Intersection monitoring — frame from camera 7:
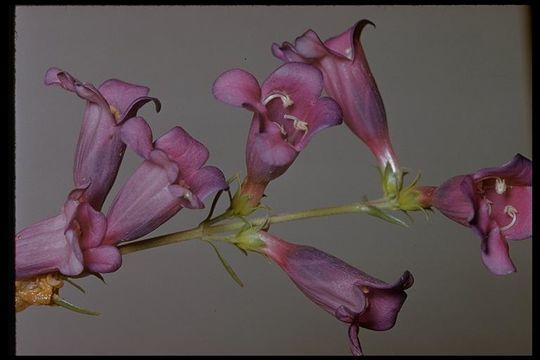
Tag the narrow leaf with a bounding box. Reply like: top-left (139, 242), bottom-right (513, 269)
top-left (207, 242), bottom-right (244, 287)
top-left (364, 204), bottom-right (409, 228)
top-left (52, 295), bottom-right (100, 316)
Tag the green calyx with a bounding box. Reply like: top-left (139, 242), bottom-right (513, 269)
top-left (380, 162), bottom-right (404, 199)
top-left (379, 163), bottom-right (432, 213)
top-left (230, 189), bottom-right (259, 217)
top-left (231, 222), bottom-right (267, 253)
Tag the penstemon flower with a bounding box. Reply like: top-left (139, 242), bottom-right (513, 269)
top-left (212, 62), bottom-right (342, 213)
top-left (15, 193), bottom-right (119, 279)
top-left (240, 231), bottom-right (413, 356)
top-left (45, 68), bottom-right (161, 210)
top-left (103, 117), bottom-right (228, 245)
top-left (429, 154), bottom-right (532, 275)
top-left (272, 20), bottom-right (399, 175)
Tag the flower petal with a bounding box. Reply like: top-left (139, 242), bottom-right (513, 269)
top-left (98, 79), bottom-right (149, 116)
top-left (356, 271), bottom-right (413, 331)
top-left (261, 62), bottom-right (323, 112)
top-left (74, 202), bottom-right (107, 251)
top-left (293, 30), bottom-right (329, 59)
top-left (477, 224), bottom-right (516, 275)
top-left (83, 245), bottom-right (122, 274)
top-left (120, 116), bottom-right (154, 160)
top-left (184, 165), bottom-right (228, 207)
top-left (212, 69), bottom-right (263, 111)
top-left (247, 128), bottom-right (299, 184)
top-left (295, 97), bottom-right (343, 150)
top-left (432, 175), bottom-right (476, 226)
top-left (271, 42), bottom-right (306, 62)
top-left (473, 153), bottom-right (532, 186)
top-left (154, 126), bottom-right (210, 177)
top-left (104, 160), bottom-right (183, 244)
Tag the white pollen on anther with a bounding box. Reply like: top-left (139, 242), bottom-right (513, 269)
top-left (262, 93), bottom-right (294, 107)
top-left (500, 205), bottom-right (518, 232)
top-left (495, 178), bottom-right (507, 195)
top-left (283, 114), bottom-right (308, 131)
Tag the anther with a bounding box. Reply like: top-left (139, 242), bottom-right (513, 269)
top-left (262, 93), bottom-right (294, 107)
top-left (495, 178), bottom-right (507, 195)
top-left (283, 114), bottom-right (308, 131)
top-left (500, 205), bottom-right (518, 232)
top-left (361, 286), bottom-right (370, 294)
top-left (109, 105), bottom-right (122, 121)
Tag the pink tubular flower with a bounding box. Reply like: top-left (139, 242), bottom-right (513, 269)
top-left (212, 62), bottom-right (342, 205)
top-left (15, 193), bottom-right (121, 279)
top-left (45, 68), bottom-right (161, 211)
top-left (272, 20), bottom-right (399, 173)
top-left (432, 154), bottom-right (532, 275)
top-left (258, 232), bottom-right (413, 356)
top-left (103, 117), bottom-right (228, 244)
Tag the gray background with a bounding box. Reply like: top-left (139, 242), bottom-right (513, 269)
top-left (15, 6), bottom-right (532, 356)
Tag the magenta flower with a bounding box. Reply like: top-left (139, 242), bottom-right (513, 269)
top-left (272, 20), bottom-right (399, 173)
top-left (213, 62), bottom-right (342, 205)
top-left (103, 117), bottom-right (228, 244)
top-left (15, 193), bottom-right (121, 279)
top-left (45, 68), bottom-right (161, 211)
top-left (258, 232), bottom-right (413, 356)
top-left (432, 154), bottom-right (532, 275)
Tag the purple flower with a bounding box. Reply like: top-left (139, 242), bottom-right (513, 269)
top-left (103, 117), bottom-right (228, 244)
top-left (259, 232), bottom-right (413, 356)
top-left (45, 68), bottom-right (161, 211)
top-left (432, 154), bottom-right (532, 275)
top-left (272, 20), bottom-right (399, 173)
top-left (15, 193), bottom-right (120, 279)
top-left (213, 62), bottom-right (342, 205)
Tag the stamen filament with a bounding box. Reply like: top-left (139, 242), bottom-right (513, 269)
top-left (500, 205), bottom-right (518, 231)
top-left (283, 114), bottom-right (308, 131)
top-left (262, 93), bottom-right (294, 107)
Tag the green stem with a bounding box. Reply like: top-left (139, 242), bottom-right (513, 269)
top-left (118, 199), bottom-right (392, 255)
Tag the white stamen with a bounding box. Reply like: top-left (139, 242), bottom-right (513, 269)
top-left (272, 121), bottom-right (287, 136)
top-left (485, 199), bottom-right (493, 216)
top-left (500, 205), bottom-right (518, 232)
top-left (495, 178), bottom-right (507, 195)
top-left (345, 48), bottom-right (353, 60)
top-left (183, 190), bottom-right (193, 201)
top-left (262, 93), bottom-right (294, 107)
top-left (283, 114), bottom-right (308, 131)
